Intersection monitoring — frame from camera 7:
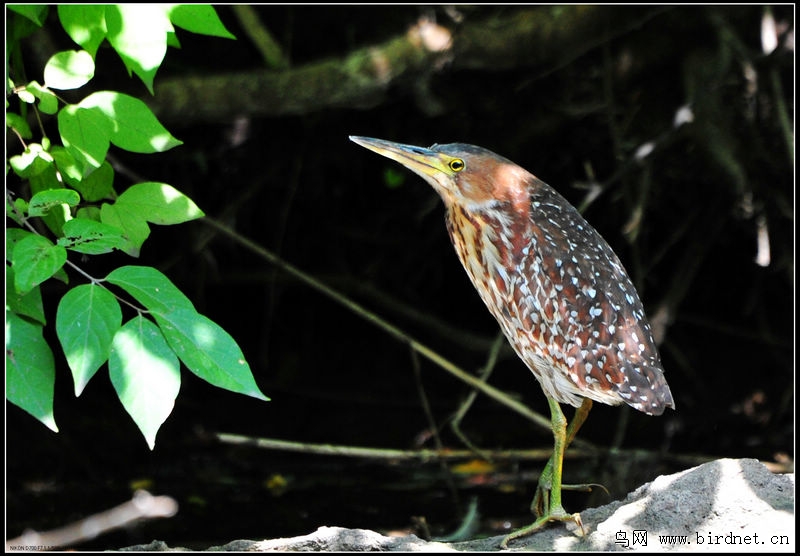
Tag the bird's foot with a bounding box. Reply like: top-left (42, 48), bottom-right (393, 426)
top-left (500, 481), bottom-right (599, 548)
top-left (531, 482), bottom-right (608, 517)
top-left (564, 482), bottom-right (608, 495)
top-left (499, 506), bottom-right (584, 549)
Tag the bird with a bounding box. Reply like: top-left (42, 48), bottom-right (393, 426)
top-left (349, 135), bottom-right (675, 547)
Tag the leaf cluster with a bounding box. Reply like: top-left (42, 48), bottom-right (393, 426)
top-left (6, 4), bottom-right (267, 449)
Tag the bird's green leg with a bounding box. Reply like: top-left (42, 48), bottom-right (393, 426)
top-left (531, 397), bottom-right (593, 516)
top-left (500, 398), bottom-right (592, 548)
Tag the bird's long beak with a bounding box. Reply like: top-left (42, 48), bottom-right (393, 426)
top-left (349, 136), bottom-right (450, 180)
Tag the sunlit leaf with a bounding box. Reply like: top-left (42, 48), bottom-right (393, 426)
top-left (167, 5), bottom-right (236, 39)
top-left (154, 309), bottom-right (269, 402)
top-left (9, 143), bottom-right (54, 178)
top-left (11, 235), bottom-right (67, 294)
top-left (100, 203), bottom-right (150, 257)
top-left (64, 160), bottom-right (116, 202)
top-left (6, 266), bottom-right (46, 325)
top-left (58, 218), bottom-right (129, 255)
top-left (116, 182), bottom-right (204, 225)
top-left (105, 265), bottom-right (195, 315)
top-left (57, 4), bottom-right (107, 58)
top-left (44, 50), bottom-right (95, 90)
top-left (28, 188), bottom-right (80, 217)
top-left (50, 146), bottom-right (84, 184)
top-left (104, 4), bottom-right (172, 93)
top-left (7, 112), bottom-right (32, 139)
top-left (56, 284), bottom-right (122, 396)
top-left (79, 91), bottom-right (182, 153)
top-left (6, 309), bottom-right (58, 432)
top-left (24, 81), bottom-right (59, 114)
top-left (58, 104), bottom-right (112, 174)
top-left (109, 315), bottom-right (180, 450)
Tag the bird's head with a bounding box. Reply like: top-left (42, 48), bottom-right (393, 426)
top-left (350, 136), bottom-right (533, 215)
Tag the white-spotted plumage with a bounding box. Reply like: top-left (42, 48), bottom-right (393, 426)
top-left (437, 143), bottom-right (674, 416)
top-left (349, 136), bottom-right (674, 417)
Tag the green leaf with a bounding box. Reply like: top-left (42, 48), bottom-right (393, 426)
top-left (44, 50), bottom-right (95, 90)
top-left (76, 206), bottom-right (102, 222)
top-left (51, 145), bottom-right (85, 185)
top-left (6, 309), bottom-right (59, 432)
top-left (17, 88), bottom-right (36, 104)
top-left (166, 30), bottom-right (181, 49)
top-left (24, 81), bottom-right (59, 114)
top-left (12, 235), bottom-right (68, 294)
top-left (8, 198), bottom-right (27, 225)
top-left (6, 267), bottom-right (46, 325)
top-left (6, 228), bottom-right (36, 261)
top-left (105, 265), bottom-right (195, 314)
top-left (58, 218), bottom-right (128, 255)
top-left (154, 309), bottom-right (269, 402)
top-left (7, 229), bottom-right (68, 288)
top-left (58, 104), bottom-right (112, 174)
top-left (66, 160), bottom-right (116, 201)
top-left (79, 91), bottom-right (182, 153)
top-left (98, 181), bottom-right (201, 256)
top-left (6, 232), bottom-right (67, 284)
top-left (7, 9), bottom-right (42, 50)
top-left (28, 188), bottom-right (80, 217)
top-left (167, 5), bottom-right (236, 40)
top-left (54, 267), bottom-right (70, 285)
top-left (8, 4), bottom-right (49, 26)
top-left (100, 203), bottom-right (151, 257)
top-left (57, 5), bottom-right (108, 58)
top-left (109, 315), bottom-right (181, 450)
top-left (9, 143), bottom-right (54, 178)
top-left (29, 169), bottom-right (72, 237)
top-left (56, 284), bottom-right (122, 396)
top-left (104, 4), bottom-right (173, 94)
top-left (6, 112), bottom-right (33, 139)
top-left (117, 182), bottom-right (204, 225)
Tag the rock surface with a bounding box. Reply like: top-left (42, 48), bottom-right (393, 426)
top-left (123, 458), bottom-right (794, 552)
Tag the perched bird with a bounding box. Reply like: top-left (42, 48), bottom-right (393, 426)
top-left (349, 136), bottom-right (675, 546)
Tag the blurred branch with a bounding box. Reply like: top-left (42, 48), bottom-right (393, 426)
top-left (768, 67), bottom-right (794, 165)
top-left (450, 332), bottom-right (506, 461)
top-left (148, 6), bottom-right (669, 123)
top-left (231, 5), bottom-right (290, 70)
top-left (6, 491), bottom-right (177, 551)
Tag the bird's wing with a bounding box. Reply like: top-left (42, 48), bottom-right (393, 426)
top-left (509, 183), bottom-right (673, 414)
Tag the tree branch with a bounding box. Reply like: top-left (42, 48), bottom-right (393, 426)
top-left (148, 6), bottom-right (670, 123)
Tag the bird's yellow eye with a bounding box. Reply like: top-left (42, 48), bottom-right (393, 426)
top-left (449, 158), bottom-right (465, 172)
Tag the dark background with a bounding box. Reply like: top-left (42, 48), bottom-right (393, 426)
top-left (6, 5), bottom-right (794, 550)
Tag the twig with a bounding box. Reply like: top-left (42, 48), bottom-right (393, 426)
top-left (200, 216), bottom-right (571, 443)
top-left (325, 277), bottom-right (504, 355)
top-left (449, 331), bottom-right (505, 461)
top-left (213, 431), bottom-right (717, 470)
top-left (410, 347), bottom-right (462, 509)
top-left (215, 432), bottom-right (588, 462)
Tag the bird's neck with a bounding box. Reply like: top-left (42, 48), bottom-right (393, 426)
top-left (446, 202), bottom-right (531, 304)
